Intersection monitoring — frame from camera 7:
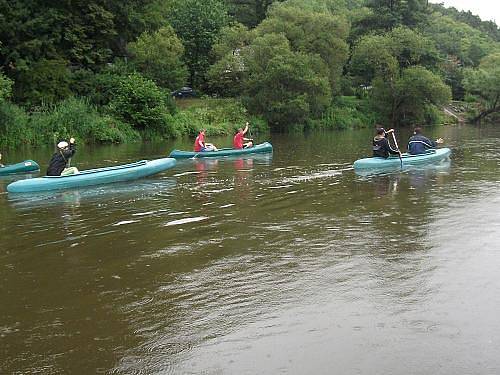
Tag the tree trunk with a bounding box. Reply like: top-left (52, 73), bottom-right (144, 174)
top-left (472, 106), bottom-right (500, 123)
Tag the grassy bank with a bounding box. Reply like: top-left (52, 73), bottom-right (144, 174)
top-left (0, 97), bottom-right (269, 149)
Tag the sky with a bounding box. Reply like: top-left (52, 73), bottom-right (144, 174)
top-left (429, 0), bottom-right (500, 25)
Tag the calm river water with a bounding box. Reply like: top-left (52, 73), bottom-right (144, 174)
top-left (1, 125), bottom-right (500, 374)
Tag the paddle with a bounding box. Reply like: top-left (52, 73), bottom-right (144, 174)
top-left (390, 131), bottom-right (403, 169)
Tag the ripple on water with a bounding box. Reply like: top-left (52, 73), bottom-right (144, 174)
top-left (165, 216), bottom-right (209, 226)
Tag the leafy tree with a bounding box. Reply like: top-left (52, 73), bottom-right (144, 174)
top-left (429, 3), bottom-right (500, 42)
top-left (426, 13), bottom-right (496, 68)
top-left (226, 0), bottom-right (285, 27)
top-left (256, 3), bottom-right (350, 92)
top-left (15, 59), bottom-right (72, 106)
top-left (362, 0), bottom-right (429, 31)
top-left (243, 33), bottom-right (331, 128)
top-left (350, 27), bottom-right (437, 85)
top-left (351, 27), bottom-right (450, 126)
top-left (463, 53), bottom-right (500, 122)
top-left (168, 0), bottom-right (229, 88)
top-left (128, 26), bottom-right (188, 89)
top-left (371, 66), bottom-right (451, 126)
top-left (206, 23), bottom-right (252, 96)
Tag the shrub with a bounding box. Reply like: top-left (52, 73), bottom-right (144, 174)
top-left (0, 101), bottom-right (32, 148)
top-left (14, 59), bottom-right (72, 107)
top-left (109, 73), bottom-right (177, 138)
top-left (71, 60), bottom-right (134, 106)
top-left (169, 98), bottom-right (268, 136)
top-left (30, 97), bottom-right (138, 144)
top-left (307, 96), bottom-right (378, 130)
top-left (0, 72), bottom-right (13, 102)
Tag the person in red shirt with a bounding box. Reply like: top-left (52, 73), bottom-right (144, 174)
top-left (233, 122), bottom-right (253, 149)
top-left (194, 129), bottom-right (217, 152)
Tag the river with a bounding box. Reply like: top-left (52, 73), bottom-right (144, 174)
top-left (1, 125), bottom-right (499, 374)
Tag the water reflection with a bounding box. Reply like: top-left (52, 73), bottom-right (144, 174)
top-left (8, 178), bottom-right (176, 210)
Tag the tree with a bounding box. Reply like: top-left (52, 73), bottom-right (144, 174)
top-left (128, 26), bottom-right (188, 89)
top-left (206, 23), bottom-right (252, 96)
top-left (15, 59), bottom-right (72, 106)
top-left (351, 26), bottom-right (438, 83)
top-left (371, 66), bottom-right (451, 126)
top-left (226, 0), bottom-right (285, 27)
top-left (350, 27), bottom-right (451, 126)
top-left (463, 53), bottom-right (500, 122)
top-left (168, 0), bottom-right (229, 88)
top-left (243, 33), bottom-right (331, 128)
top-left (255, 3), bottom-right (350, 93)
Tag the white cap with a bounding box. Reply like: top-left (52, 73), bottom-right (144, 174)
top-left (57, 141), bottom-right (69, 149)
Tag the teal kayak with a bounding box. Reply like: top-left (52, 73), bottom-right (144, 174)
top-left (353, 148), bottom-right (451, 170)
top-left (0, 160), bottom-right (40, 176)
top-left (7, 158), bottom-right (176, 193)
top-left (169, 142), bottom-right (273, 159)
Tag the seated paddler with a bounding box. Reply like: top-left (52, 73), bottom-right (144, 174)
top-left (372, 127), bottom-right (401, 159)
top-left (407, 127), bottom-right (444, 155)
top-left (233, 122), bottom-right (253, 149)
top-left (194, 129), bottom-right (218, 152)
top-left (47, 137), bottom-right (77, 176)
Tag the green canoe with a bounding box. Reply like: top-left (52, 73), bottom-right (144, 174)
top-left (7, 158), bottom-right (176, 193)
top-left (0, 160), bottom-right (40, 176)
top-left (169, 142), bottom-right (273, 159)
top-left (353, 148), bottom-right (451, 170)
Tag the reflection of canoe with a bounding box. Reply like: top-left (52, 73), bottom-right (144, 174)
top-left (9, 178), bottom-right (176, 209)
top-left (0, 160), bottom-right (40, 176)
top-left (7, 158), bottom-right (176, 193)
top-left (169, 142), bottom-right (273, 159)
top-left (353, 148), bottom-right (451, 170)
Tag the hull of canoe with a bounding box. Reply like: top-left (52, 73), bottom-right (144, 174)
top-left (7, 158), bottom-right (176, 193)
top-left (0, 160), bottom-right (40, 176)
top-left (169, 142), bottom-right (273, 159)
top-left (353, 148), bottom-right (451, 170)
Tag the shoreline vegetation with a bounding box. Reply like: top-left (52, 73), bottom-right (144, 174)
top-left (1, 0), bottom-right (499, 149)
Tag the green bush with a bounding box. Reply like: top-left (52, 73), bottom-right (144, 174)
top-left (0, 101), bottom-right (32, 148)
top-left (307, 96), bottom-right (378, 130)
top-left (30, 97), bottom-right (138, 144)
top-left (14, 59), bottom-right (72, 107)
top-left (71, 60), bottom-right (134, 107)
top-left (168, 98), bottom-right (268, 136)
top-left (109, 73), bottom-right (177, 138)
top-left (0, 72), bottom-right (13, 102)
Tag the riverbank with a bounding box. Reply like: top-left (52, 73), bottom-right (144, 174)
top-left (0, 95), bottom-right (397, 149)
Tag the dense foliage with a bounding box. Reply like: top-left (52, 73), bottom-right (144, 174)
top-left (0, 0), bottom-right (499, 147)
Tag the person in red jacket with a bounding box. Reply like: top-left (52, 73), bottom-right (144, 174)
top-left (194, 129), bottom-right (217, 152)
top-left (233, 122), bottom-right (253, 149)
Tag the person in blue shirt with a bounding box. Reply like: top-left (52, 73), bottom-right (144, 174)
top-left (407, 127), bottom-right (443, 155)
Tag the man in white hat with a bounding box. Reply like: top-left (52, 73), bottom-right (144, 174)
top-left (46, 137), bottom-right (76, 176)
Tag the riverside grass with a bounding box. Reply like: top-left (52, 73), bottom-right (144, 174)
top-left (0, 96), bottom-right (383, 149)
top-left (0, 97), bottom-right (269, 148)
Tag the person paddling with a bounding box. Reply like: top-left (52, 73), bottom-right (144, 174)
top-left (47, 137), bottom-right (76, 176)
top-left (407, 127), bottom-right (443, 155)
top-left (373, 127), bottom-right (401, 159)
top-left (233, 122), bottom-right (253, 149)
top-left (194, 129), bottom-right (218, 152)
